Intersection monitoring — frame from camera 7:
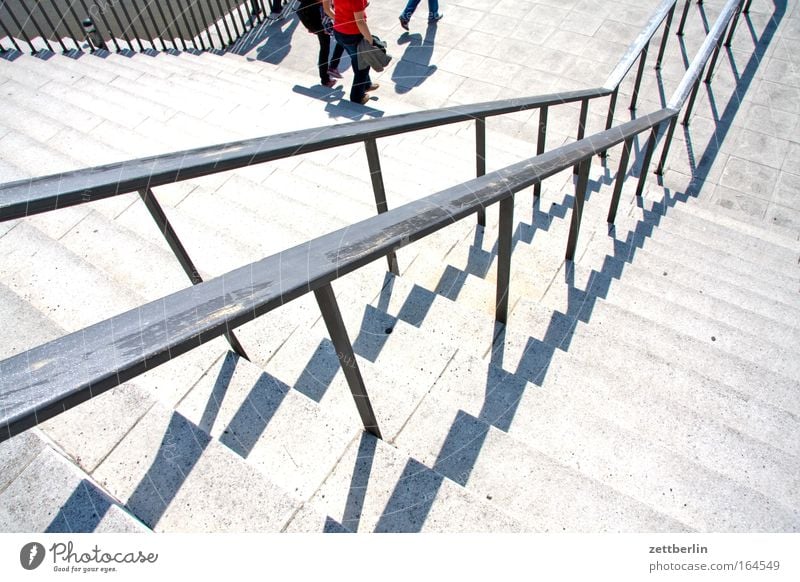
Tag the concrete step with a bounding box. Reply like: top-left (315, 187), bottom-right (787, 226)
top-left (378, 256), bottom-right (800, 461)
top-left (307, 429), bottom-right (523, 532)
top-left (636, 198), bottom-right (800, 279)
top-left (47, 382), bottom-right (341, 532)
top-left (513, 291), bottom-right (800, 419)
top-left (395, 348), bottom-right (799, 532)
top-left (642, 188), bottom-right (800, 255)
top-left (0, 431), bottom-right (149, 533)
top-left (175, 350), bottom-right (359, 501)
top-left (0, 220), bottom-right (228, 406)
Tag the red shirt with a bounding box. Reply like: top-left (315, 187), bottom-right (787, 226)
top-left (333, 0), bottom-right (367, 35)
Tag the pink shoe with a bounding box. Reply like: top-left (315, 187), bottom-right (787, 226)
top-left (328, 67), bottom-right (343, 79)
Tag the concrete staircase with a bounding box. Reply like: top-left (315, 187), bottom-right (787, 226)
top-left (1, 1), bottom-right (799, 533)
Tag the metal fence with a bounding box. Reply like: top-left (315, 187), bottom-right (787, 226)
top-left (0, 0), bottom-right (273, 53)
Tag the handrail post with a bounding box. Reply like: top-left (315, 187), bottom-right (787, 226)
top-left (495, 195), bottom-right (514, 324)
top-left (676, 0), bottom-right (692, 36)
top-left (475, 117), bottom-right (487, 226)
top-left (724, 0), bottom-right (744, 47)
top-left (682, 77), bottom-right (702, 125)
top-left (533, 105), bottom-right (548, 198)
top-left (0, 20), bottom-right (22, 53)
top-left (566, 159), bottom-right (591, 261)
top-left (138, 188), bottom-right (249, 360)
top-left (743, 0), bottom-right (753, 13)
top-left (655, 3), bottom-right (676, 69)
top-left (314, 284), bottom-right (382, 439)
top-left (703, 34), bottom-right (724, 84)
top-left (574, 99), bottom-right (589, 173)
top-left (635, 123), bottom-right (662, 198)
top-left (364, 139), bottom-right (400, 275)
top-left (607, 136), bottom-right (634, 223)
top-left (600, 89), bottom-right (618, 158)
top-left (2, 4), bottom-right (36, 53)
top-left (629, 40), bottom-right (650, 110)
top-left (655, 115), bottom-right (679, 176)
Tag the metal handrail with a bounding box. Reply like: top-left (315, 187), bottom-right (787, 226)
top-left (0, 0), bottom-right (746, 441)
top-left (0, 109), bottom-right (676, 443)
top-left (0, 88), bottom-right (605, 221)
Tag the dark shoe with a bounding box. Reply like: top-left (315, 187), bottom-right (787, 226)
top-left (328, 67), bottom-right (343, 79)
top-left (428, 12), bottom-right (443, 23)
top-left (399, 17), bottom-right (409, 31)
top-left (366, 83), bottom-right (380, 92)
top-left (358, 94), bottom-right (370, 105)
top-left (322, 79), bottom-right (336, 88)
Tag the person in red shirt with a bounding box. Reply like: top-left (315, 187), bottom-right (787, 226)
top-left (323, 0), bottom-right (379, 104)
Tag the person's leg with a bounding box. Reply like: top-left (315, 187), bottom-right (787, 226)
top-left (427, 0), bottom-right (441, 20)
top-left (335, 31), bottom-right (370, 102)
top-left (400, 0), bottom-right (422, 22)
top-left (330, 41), bottom-right (345, 72)
top-left (317, 31), bottom-right (331, 84)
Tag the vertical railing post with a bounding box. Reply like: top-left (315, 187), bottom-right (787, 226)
top-left (676, 0), bottom-right (692, 36)
top-left (475, 116), bottom-right (487, 227)
top-left (129, 0), bottom-right (158, 51)
top-left (62, 0), bottom-right (87, 51)
top-left (186, 0), bottom-right (208, 51)
top-left (137, 188), bottom-right (249, 360)
top-left (655, 3), bottom-right (676, 69)
top-left (573, 98), bottom-right (589, 173)
top-left (655, 115), bottom-right (679, 176)
top-left (630, 40), bottom-right (650, 110)
top-left (599, 88), bottom-right (618, 159)
top-left (566, 159), bottom-right (591, 261)
top-left (703, 34), bottom-right (724, 84)
top-left (36, 3), bottom-right (69, 53)
top-left (163, 1), bottom-right (190, 51)
top-left (26, 5), bottom-right (55, 53)
top-left (607, 136), bottom-right (634, 224)
top-left (222, 0), bottom-right (243, 40)
top-left (211, 0), bottom-right (235, 46)
top-left (116, 0), bottom-right (146, 52)
top-left (87, 2), bottom-right (122, 53)
top-left (682, 77), bottom-right (702, 125)
top-left (364, 139), bottom-right (400, 275)
top-left (314, 284), bottom-right (382, 439)
top-left (495, 195), bottom-right (514, 325)
top-left (724, 0), bottom-right (744, 47)
top-left (635, 124), bottom-right (662, 198)
top-left (151, 1), bottom-right (177, 50)
top-left (3, 5), bottom-right (37, 53)
top-left (534, 105), bottom-right (548, 198)
top-left (197, 0), bottom-right (224, 50)
top-left (105, 0), bottom-right (136, 52)
top-left (0, 20), bottom-right (22, 53)
top-left (743, 0), bottom-right (753, 13)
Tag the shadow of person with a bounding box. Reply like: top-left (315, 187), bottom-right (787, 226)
top-left (250, 15), bottom-right (301, 64)
top-left (391, 23), bottom-right (439, 94)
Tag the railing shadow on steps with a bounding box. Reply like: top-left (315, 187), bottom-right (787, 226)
top-left (0, 0), bottom-right (763, 532)
top-left (0, 0), bottom-right (276, 55)
top-left (367, 0), bottom-right (779, 532)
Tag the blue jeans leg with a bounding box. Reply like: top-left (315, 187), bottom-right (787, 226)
top-left (427, 0), bottom-right (439, 18)
top-left (400, 0), bottom-right (421, 21)
top-left (334, 31), bottom-right (372, 103)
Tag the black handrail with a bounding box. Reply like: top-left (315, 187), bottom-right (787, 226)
top-left (0, 0), bottom-right (745, 442)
